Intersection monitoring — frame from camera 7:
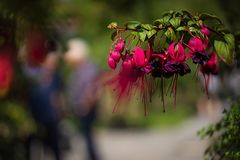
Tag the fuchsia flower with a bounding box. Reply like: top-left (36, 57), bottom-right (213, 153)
top-left (200, 52), bottom-right (219, 75)
top-left (114, 37), bottom-right (125, 53)
top-left (168, 42), bottom-right (185, 63)
top-left (188, 37), bottom-right (207, 53)
top-left (200, 25), bottom-right (211, 36)
top-left (110, 50), bottom-right (121, 62)
top-left (188, 37), bottom-right (209, 64)
top-left (133, 47), bottom-right (147, 68)
top-left (107, 37), bottom-right (125, 70)
top-left (108, 56), bottom-right (116, 69)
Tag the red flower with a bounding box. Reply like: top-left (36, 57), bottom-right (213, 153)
top-left (200, 25), bottom-right (211, 37)
top-left (187, 37), bottom-right (209, 64)
top-left (188, 37), bottom-right (207, 53)
top-left (168, 42), bottom-right (185, 63)
top-left (108, 56), bottom-right (116, 69)
top-left (114, 37), bottom-right (125, 53)
top-left (110, 50), bottom-right (121, 62)
top-left (200, 52), bottom-right (219, 75)
top-left (133, 47), bottom-right (146, 68)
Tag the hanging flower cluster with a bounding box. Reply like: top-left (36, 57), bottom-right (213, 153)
top-left (107, 11), bottom-right (235, 114)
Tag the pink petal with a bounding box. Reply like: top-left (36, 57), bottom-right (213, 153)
top-left (133, 47), bottom-right (146, 67)
top-left (176, 43), bottom-right (185, 62)
top-left (168, 42), bottom-right (176, 59)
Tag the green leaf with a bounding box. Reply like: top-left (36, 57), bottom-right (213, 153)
top-left (111, 31), bottom-right (117, 41)
top-left (125, 21), bottom-right (141, 30)
top-left (169, 17), bottom-right (181, 28)
top-left (214, 40), bottom-right (234, 65)
top-left (146, 29), bottom-right (157, 39)
top-left (187, 20), bottom-right (198, 26)
top-left (189, 27), bottom-right (202, 37)
top-left (139, 31), bottom-right (147, 42)
top-left (176, 26), bottom-right (186, 31)
top-left (131, 31), bottom-right (139, 37)
top-left (141, 24), bottom-right (153, 30)
top-left (224, 33), bottom-right (235, 49)
top-left (199, 13), bottom-right (223, 24)
top-left (165, 27), bottom-right (176, 41)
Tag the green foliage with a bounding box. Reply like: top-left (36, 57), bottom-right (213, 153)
top-left (198, 102), bottom-right (240, 160)
top-left (0, 101), bottom-right (36, 160)
top-left (214, 34), bottom-right (235, 65)
top-left (108, 10), bottom-right (235, 66)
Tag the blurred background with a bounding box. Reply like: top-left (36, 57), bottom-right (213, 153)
top-left (0, 0), bottom-right (239, 160)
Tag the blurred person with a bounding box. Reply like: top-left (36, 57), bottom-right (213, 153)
top-left (65, 38), bottom-right (101, 160)
top-left (24, 44), bottom-right (64, 160)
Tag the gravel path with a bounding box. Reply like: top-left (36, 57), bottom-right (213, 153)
top-left (62, 117), bottom-right (212, 160)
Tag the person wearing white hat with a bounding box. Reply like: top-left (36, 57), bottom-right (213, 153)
top-left (65, 38), bottom-right (101, 160)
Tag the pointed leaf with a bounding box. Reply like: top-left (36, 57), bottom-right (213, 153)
top-left (169, 17), bottom-right (181, 28)
top-left (141, 24), bottom-right (153, 31)
top-left (176, 26), bottom-right (186, 31)
top-left (165, 27), bottom-right (176, 41)
top-left (214, 40), bottom-right (234, 65)
top-left (224, 33), bottom-right (235, 49)
top-left (139, 31), bottom-right (147, 42)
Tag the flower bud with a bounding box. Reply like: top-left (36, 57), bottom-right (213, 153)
top-left (108, 56), bottom-right (116, 69)
top-left (110, 51), bottom-right (121, 62)
top-left (114, 38), bottom-right (125, 53)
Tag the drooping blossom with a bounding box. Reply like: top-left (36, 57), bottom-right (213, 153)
top-left (114, 37), bottom-right (125, 53)
top-left (168, 42), bottom-right (185, 63)
top-left (200, 52), bottom-right (219, 75)
top-left (200, 24), bottom-right (211, 37)
top-left (200, 52), bottom-right (219, 98)
top-left (110, 50), bottom-right (121, 62)
top-left (163, 43), bottom-right (191, 77)
top-left (187, 37), bottom-right (209, 64)
top-left (108, 56), bottom-right (116, 69)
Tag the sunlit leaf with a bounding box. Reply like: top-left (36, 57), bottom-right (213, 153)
top-left (169, 17), bottom-right (181, 28)
top-left (165, 27), bottom-right (175, 41)
top-left (139, 31), bottom-right (147, 42)
top-left (214, 40), bottom-right (234, 65)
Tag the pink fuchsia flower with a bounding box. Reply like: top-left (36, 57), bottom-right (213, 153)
top-left (200, 52), bottom-right (219, 75)
top-left (122, 57), bottom-right (134, 72)
top-left (188, 37), bottom-right (207, 53)
top-left (108, 56), bottom-right (116, 69)
top-left (187, 37), bottom-right (209, 64)
top-left (114, 37), bottom-right (125, 53)
top-left (110, 50), bottom-right (121, 62)
top-left (168, 42), bottom-right (185, 63)
top-left (133, 47), bottom-right (146, 68)
top-left (200, 25), bottom-right (211, 37)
